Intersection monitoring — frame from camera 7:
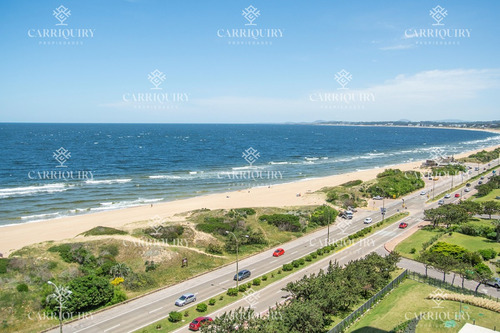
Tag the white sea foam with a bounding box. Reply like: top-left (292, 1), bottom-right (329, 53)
top-left (0, 183), bottom-right (69, 199)
top-left (85, 178), bottom-right (132, 185)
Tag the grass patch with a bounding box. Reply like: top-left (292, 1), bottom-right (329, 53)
top-left (81, 226), bottom-right (128, 236)
top-left (474, 188), bottom-right (500, 203)
top-left (439, 232), bottom-right (500, 253)
top-left (346, 279), bottom-right (500, 333)
top-left (395, 229), bottom-right (443, 260)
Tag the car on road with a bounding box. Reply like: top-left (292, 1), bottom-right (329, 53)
top-left (234, 269), bottom-right (251, 281)
top-left (480, 176), bottom-right (485, 180)
top-left (464, 188), bottom-right (471, 192)
top-left (478, 181), bottom-right (483, 185)
top-left (175, 293), bottom-right (196, 306)
top-left (364, 217), bottom-right (373, 224)
top-left (399, 222), bottom-right (408, 229)
top-left (273, 248), bottom-right (285, 257)
top-left (455, 193), bottom-right (460, 198)
top-left (466, 183), bottom-right (471, 187)
top-left (189, 317), bottom-right (213, 331)
top-left (373, 196), bottom-right (383, 200)
top-left (444, 193), bottom-right (451, 199)
top-left (428, 177), bottom-right (433, 180)
top-left (420, 191), bottom-right (426, 195)
top-left (486, 277), bottom-right (500, 288)
top-left (438, 199), bottom-right (445, 205)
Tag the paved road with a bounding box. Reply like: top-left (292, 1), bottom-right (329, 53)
top-left (46, 162), bottom-right (499, 333)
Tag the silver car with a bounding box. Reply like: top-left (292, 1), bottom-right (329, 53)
top-left (175, 293), bottom-right (196, 306)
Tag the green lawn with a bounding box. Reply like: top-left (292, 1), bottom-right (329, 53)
top-left (439, 232), bottom-right (500, 253)
top-left (474, 188), bottom-right (500, 203)
top-left (346, 279), bottom-right (500, 333)
top-left (395, 229), bottom-right (442, 260)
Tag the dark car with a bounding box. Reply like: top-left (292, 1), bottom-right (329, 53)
top-left (486, 278), bottom-right (500, 288)
top-left (466, 183), bottom-right (471, 187)
top-left (189, 317), bottom-right (213, 331)
top-left (478, 181), bottom-right (483, 185)
top-left (273, 248), bottom-right (285, 257)
top-left (234, 269), bottom-right (251, 281)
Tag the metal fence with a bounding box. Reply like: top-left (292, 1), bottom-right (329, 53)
top-left (328, 269), bottom-right (409, 333)
top-left (407, 271), bottom-right (499, 302)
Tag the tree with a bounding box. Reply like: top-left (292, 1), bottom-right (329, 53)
top-left (417, 251), bottom-right (435, 277)
top-left (459, 201), bottom-right (482, 216)
top-left (472, 262), bottom-right (493, 295)
top-left (62, 275), bottom-right (114, 313)
top-left (456, 262), bottom-right (473, 290)
top-left (431, 253), bottom-right (459, 282)
top-left (491, 219), bottom-right (500, 243)
top-left (482, 201), bottom-right (500, 220)
top-left (110, 263), bottom-right (131, 278)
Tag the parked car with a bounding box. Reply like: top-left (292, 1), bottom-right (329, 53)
top-left (455, 193), bottom-right (460, 198)
top-left (486, 277), bottom-right (500, 288)
top-left (175, 293), bottom-right (196, 306)
top-left (364, 217), bottom-right (373, 224)
top-left (234, 269), bottom-right (251, 281)
top-left (189, 317), bottom-right (213, 331)
top-left (273, 248), bottom-right (285, 257)
top-left (480, 176), bottom-right (485, 180)
top-left (466, 183), bottom-right (471, 187)
top-left (438, 199), bottom-right (445, 205)
top-left (478, 181), bottom-right (483, 185)
top-left (444, 193), bottom-right (451, 199)
top-left (420, 191), bottom-right (427, 195)
top-left (373, 196), bottom-right (383, 200)
top-left (399, 222), bottom-right (408, 229)
top-left (464, 188), bottom-right (471, 192)
top-left (428, 177), bottom-right (433, 180)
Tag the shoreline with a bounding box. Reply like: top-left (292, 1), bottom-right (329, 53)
top-left (1, 143), bottom-right (499, 256)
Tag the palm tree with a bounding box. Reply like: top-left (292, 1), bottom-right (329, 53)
top-left (110, 263), bottom-right (131, 278)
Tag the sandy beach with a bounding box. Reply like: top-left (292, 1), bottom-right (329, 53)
top-left (1, 143), bottom-right (499, 256)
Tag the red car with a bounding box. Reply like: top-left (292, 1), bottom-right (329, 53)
top-left (189, 317), bottom-right (212, 331)
top-left (455, 193), bottom-right (460, 198)
top-left (273, 248), bottom-right (285, 257)
top-left (399, 223), bottom-right (408, 229)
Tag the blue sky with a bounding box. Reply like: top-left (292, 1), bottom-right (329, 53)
top-left (0, 0), bottom-right (499, 123)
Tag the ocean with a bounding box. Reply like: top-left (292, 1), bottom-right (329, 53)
top-left (0, 123), bottom-right (499, 226)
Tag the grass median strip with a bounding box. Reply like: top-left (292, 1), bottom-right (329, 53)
top-left (137, 212), bottom-right (410, 332)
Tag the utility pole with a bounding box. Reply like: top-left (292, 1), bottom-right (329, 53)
top-left (47, 281), bottom-right (72, 333)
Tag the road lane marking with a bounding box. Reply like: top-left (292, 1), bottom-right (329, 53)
top-left (291, 251), bottom-right (298, 255)
top-left (149, 307), bottom-right (163, 314)
top-left (219, 279), bottom-right (229, 284)
top-left (103, 324), bottom-right (120, 332)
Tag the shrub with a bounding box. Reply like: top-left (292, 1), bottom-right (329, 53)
top-left (82, 226), bottom-right (127, 236)
top-left (298, 258), bottom-right (305, 265)
top-left (311, 252), bottom-right (317, 259)
top-left (99, 244), bottom-right (119, 257)
top-left (322, 246), bottom-right (330, 253)
top-left (184, 310), bottom-right (189, 317)
top-left (206, 243), bottom-right (224, 255)
top-left (168, 311), bottom-right (182, 322)
top-left (291, 260), bottom-right (300, 268)
top-left (277, 269), bottom-right (282, 274)
top-left (310, 206), bottom-right (339, 226)
top-left (208, 298), bottom-right (216, 306)
top-left (47, 261), bottom-right (58, 270)
top-left (262, 275), bottom-right (268, 281)
top-left (219, 295), bottom-right (224, 301)
top-left (410, 248), bottom-right (417, 254)
top-left (227, 288), bottom-right (238, 296)
top-left (305, 255), bottom-right (312, 262)
top-left (259, 214), bottom-right (302, 232)
top-left (108, 287), bottom-right (127, 305)
top-left (16, 283), bottom-right (29, 292)
top-left (246, 282), bottom-right (252, 289)
top-left (238, 284), bottom-right (247, 292)
top-left (252, 278), bottom-right (261, 286)
top-left (145, 261), bottom-right (158, 272)
top-left (478, 249), bottom-right (498, 261)
top-left (196, 303), bottom-right (208, 312)
top-left (316, 249), bottom-right (324, 256)
top-left (54, 275), bottom-right (114, 313)
top-left (0, 259), bottom-right (9, 274)
top-left (282, 264), bottom-right (293, 271)
top-left (234, 208), bottom-right (256, 216)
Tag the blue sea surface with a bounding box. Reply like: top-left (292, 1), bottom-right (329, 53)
top-left (0, 123), bottom-right (499, 226)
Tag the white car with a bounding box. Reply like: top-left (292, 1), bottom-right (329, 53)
top-left (464, 188), bottom-right (471, 192)
top-left (364, 217), bottom-right (373, 224)
top-left (420, 191), bottom-right (427, 195)
top-left (444, 193), bottom-right (451, 199)
top-left (372, 196), bottom-right (383, 200)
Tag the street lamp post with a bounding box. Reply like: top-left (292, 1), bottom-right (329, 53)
top-left (432, 179), bottom-right (435, 200)
top-left (226, 231), bottom-right (248, 289)
top-left (47, 281), bottom-right (72, 333)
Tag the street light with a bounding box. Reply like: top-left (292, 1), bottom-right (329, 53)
top-left (47, 281), bottom-right (72, 333)
top-left (323, 205), bottom-right (333, 246)
top-left (225, 231), bottom-right (248, 289)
